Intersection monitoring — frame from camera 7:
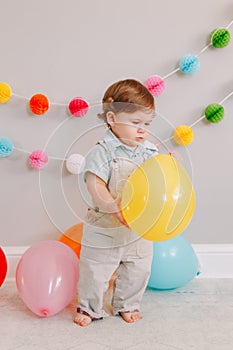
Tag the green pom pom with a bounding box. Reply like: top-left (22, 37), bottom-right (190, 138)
top-left (205, 104), bottom-right (224, 123)
top-left (211, 28), bottom-right (230, 48)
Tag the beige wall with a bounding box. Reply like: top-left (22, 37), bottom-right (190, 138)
top-left (0, 0), bottom-right (232, 245)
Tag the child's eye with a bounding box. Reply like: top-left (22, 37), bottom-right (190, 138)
top-left (145, 122), bottom-right (151, 126)
top-left (131, 121), bottom-right (140, 125)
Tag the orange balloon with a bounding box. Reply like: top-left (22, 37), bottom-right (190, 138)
top-left (58, 223), bottom-right (83, 259)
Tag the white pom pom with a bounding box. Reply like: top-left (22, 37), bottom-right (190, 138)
top-left (66, 154), bottom-right (85, 174)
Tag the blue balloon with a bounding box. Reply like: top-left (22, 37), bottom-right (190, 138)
top-left (148, 235), bottom-right (199, 290)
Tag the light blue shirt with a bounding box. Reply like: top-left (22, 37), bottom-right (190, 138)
top-left (83, 129), bottom-right (158, 184)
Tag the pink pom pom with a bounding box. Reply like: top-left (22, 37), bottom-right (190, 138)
top-left (145, 75), bottom-right (165, 96)
top-left (69, 97), bottom-right (89, 117)
top-left (29, 150), bottom-right (49, 170)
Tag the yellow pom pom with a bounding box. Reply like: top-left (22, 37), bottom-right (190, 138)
top-left (174, 125), bottom-right (194, 146)
top-left (0, 82), bottom-right (12, 103)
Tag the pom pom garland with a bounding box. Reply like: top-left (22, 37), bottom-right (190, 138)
top-left (66, 154), bottom-right (86, 174)
top-left (0, 137), bottom-right (14, 157)
top-left (29, 94), bottom-right (49, 115)
top-left (0, 19), bottom-right (231, 114)
top-left (179, 54), bottom-right (200, 75)
top-left (145, 75), bottom-right (165, 96)
top-left (0, 19), bottom-right (232, 162)
top-left (0, 82), bottom-right (12, 103)
top-left (211, 28), bottom-right (231, 48)
top-left (29, 150), bottom-right (49, 169)
top-left (205, 104), bottom-right (224, 123)
top-left (173, 125), bottom-right (194, 146)
top-left (69, 97), bottom-right (89, 117)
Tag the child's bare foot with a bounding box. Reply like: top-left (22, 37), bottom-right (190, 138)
top-left (73, 312), bottom-right (92, 327)
top-left (120, 310), bottom-right (142, 323)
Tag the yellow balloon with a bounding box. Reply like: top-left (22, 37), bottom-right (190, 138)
top-left (121, 154), bottom-right (195, 242)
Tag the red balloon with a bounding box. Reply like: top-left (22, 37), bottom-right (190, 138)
top-left (0, 247), bottom-right (8, 287)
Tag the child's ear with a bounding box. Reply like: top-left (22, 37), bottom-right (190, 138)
top-left (106, 111), bottom-right (116, 127)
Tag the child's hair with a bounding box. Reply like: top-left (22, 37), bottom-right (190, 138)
top-left (98, 79), bottom-right (155, 123)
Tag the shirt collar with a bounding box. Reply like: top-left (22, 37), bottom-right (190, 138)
top-left (104, 129), bottom-right (123, 148)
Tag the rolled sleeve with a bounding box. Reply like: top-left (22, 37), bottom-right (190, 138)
top-left (83, 143), bottom-right (110, 184)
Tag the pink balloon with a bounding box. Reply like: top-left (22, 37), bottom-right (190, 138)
top-left (16, 240), bottom-right (79, 317)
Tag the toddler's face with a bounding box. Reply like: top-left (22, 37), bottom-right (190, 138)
top-left (109, 110), bottom-right (154, 147)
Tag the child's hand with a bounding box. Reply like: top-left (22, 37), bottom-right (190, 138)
top-left (168, 151), bottom-right (175, 157)
top-left (112, 197), bottom-right (129, 227)
top-left (113, 211), bottom-right (129, 227)
top-left (169, 150), bottom-right (183, 162)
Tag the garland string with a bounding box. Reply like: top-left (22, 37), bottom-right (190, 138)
top-left (7, 19), bottom-right (233, 105)
top-left (11, 90), bottom-right (232, 159)
top-left (159, 90), bottom-right (233, 145)
top-left (1, 18), bottom-right (232, 162)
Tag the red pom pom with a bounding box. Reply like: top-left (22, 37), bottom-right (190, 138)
top-left (69, 97), bottom-right (88, 117)
top-left (29, 94), bottom-right (49, 115)
top-left (145, 75), bottom-right (165, 96)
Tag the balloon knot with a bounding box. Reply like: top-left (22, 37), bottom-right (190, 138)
top-left (41, 309), bottom-right (49, 317)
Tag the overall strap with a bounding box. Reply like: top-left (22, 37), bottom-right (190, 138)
top-left (96, 140), bottom-right (117, 160)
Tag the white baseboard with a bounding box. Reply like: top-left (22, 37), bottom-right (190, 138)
top-left (2, 244), bottom-right (233, 280)
top-left (193, 244), bottom-right (233, 278)
top-left (3, 246), bottom-right (29, 281)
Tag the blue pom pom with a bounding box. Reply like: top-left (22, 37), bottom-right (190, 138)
top-left (0, 137), bottom-right (14, 157)
top-left (179, 54), bottom-right (200, 75)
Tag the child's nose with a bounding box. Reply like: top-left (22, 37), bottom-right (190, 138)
top-left (138, 126), bottom-right (145, 133)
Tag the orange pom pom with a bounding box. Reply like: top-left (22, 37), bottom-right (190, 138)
top-left (29, 94), bottom-right (49, 115)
